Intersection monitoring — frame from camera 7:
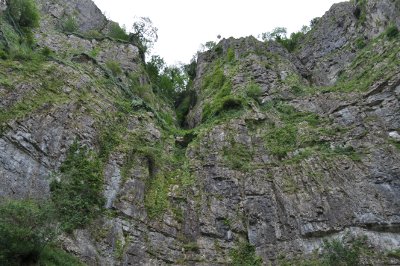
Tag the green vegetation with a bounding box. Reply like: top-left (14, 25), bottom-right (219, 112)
top-left (385, 24), bottom-right (399, 39)
top-left (145, 173), bottom-right (170, 219)
top-left (0, 0), bottom-right (41, 60)
top-left (226, 47), bottom-right (235, 62)
top-left (263, 102), bottom-right (320, 159)
top-left (0, 62), bottom-right (67, 128)
top-left (278, 236), bottom-right (369, 266)
top-left (354, 0), bottom-right (367, 25)
top-left (84, 30), bottom-right (104, 39)
top-left (388, 249), bottom-right (400, 260)
top-left (265, 124), bottom-right (297, 159)
top-left (223, 142), bottom-right (254, 170)
top-left (202, 95), bottom-right (244, 122)
top-left (246, 82), bottom-right (263, 102)
top-left (130, 17), bottom-right (158, 57)
top-left (355, 37), bottom-right (367, 49)
top-left (106, 60), bottom-right (123, 76)
top-left (144, 55), bottom-right (196, 127)
top-left (114, 239), bottom-right (125, 261)
top-left (202, 66), bottom-right (226, 96)
top-left (261, 26), bottom-right (310, 52)
top-left (321, 238), bottom-right (363, 265)
top-left (230, 242), bottom-right (262, 266)
top-left (62, 16), bottom-right (78, 33)
top-left (0, 200), bottom-right (57, 265)
top-left (144, 161), bottom-right (195, 220)
top-left (199, 62), bottom-right (247, 122)
top-left (283, 34), bottom-right (399, 95)
top-left (107, 22), bottom-right (129, 41)
top-left (183, 242), bottom-right (200, 252)
top-left (202, 41), bottom-right (217, 51)
top-left (6, 0), bottom-right (40, 29)
top-left (50, 141), bottom-right (105, 232)
top-left (38, 245), bottom-right (84, 266)
top-left (260, 101), bottom-right (362, 162)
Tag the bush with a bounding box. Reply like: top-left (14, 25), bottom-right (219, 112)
top-left (41, 46), bottom-right (52, 57)
top-left (202, 96), bottom-right (244, 122)
top-left (6, 0), bottom-right (40, 28)
top-left (62, 16), bottom-right (78, 33)
top-left (108, 22), bottom-right (129, 41)
top-left (226, 48), bottom-right (235, 62)
top-left (223, 142), bottom-right (253, 170)
top-left (246, 83), bottom-right (263, 102)
top-left (230, 242), bottom-right (262, 266)
top-left (322, 238), bottom-right (365, 265)
top-left (385, 25), bottom-right (399, 39)
top-left (264, 125), bottom-right (297, 159)
top-left (144, 173), bottom-right (169, 219)
top-left (0, 200), bottom-right (57, 265)
top-left (50, 141), bottom-right (105, 232)
top-left (84, 30), bottom-right (103, 39)
top-left (355, 37), bottom-right (367, 49)
top-left (106, 60), bottom-right (123, 76)
top-left (38, 245), bottom-right (83, 266)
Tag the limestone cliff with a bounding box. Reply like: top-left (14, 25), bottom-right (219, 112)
top-left (0, 0), bottom-right (399, 265)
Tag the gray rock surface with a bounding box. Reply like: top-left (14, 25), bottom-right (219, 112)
top-left (0, 0), bottom-right (399, 265)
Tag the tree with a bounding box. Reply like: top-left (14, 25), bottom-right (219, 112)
top-left (310, 17), bottom-right (321, 28)
top-left (260, 26), bottom-right (308, 52)
top-left (0, 200), bottom-right (57, 265)
top-left (199, 41), bottom-right (217, 52)
top-left (261, 27), bottom-right (287, 41)
top-left (50, 141), bottom-right (105, 232)
top-left (146, 55), bottom-right (166, 81)
top-left (130, 17), bottom-right (158, 58)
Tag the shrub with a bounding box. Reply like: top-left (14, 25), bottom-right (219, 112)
top-left (144, 173), bottom-right (169, 219)
top-left (106, 60), bottom-right (123, 76)
top-left (226, 47), bottom-right (235, 62)
top-left (175, 91), bottom-right (193, 127)
top-left (50, 141), bottom-right (105, 232)
top-left (84, 30), bottom-right (103, 39)
top-left (246, 83), bottom-right (262, 102)
top-left (202, 96), bottom-right (244, 122)
top-left (62, 16), bottom-right (78, 33)
top-left (6, 0), bottom-right (40, 29)
top-left (203, 67), bottom-right (226, 93)
top-left (223, 142), bottom-right (253, 170)
top-left (264, 125), bottom-right (297, 159)
top-left (355, 37), bottom-right (367, 49)
top-left (322, 238), bottom-right (365, 266)
top-left (354, 0), bottom-right (367, 24)
top-left (230, 242), bottom-right (262, 266)
top-left (0, 200), bottom-right (57, 265)
top-left (385, 25), bottom-right (399, 39)
top-left (41, 46), bottom-right (52, 57)
top-left (108, 22), bottom-right (129, 41)
top-left (38, 245), bottom-right (83, 266)
top-left (261, 26), bottom-right (308, 52)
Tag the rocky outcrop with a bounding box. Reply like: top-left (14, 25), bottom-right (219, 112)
top-left (37, 0), bottom-right (107, 32)
top-left (0, 0), bottom-right (399, 265)
top-left (297, 0), bottom-right (400, 86)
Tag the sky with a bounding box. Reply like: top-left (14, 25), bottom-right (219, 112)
top-left (92, 0), bottom-right (344, 65)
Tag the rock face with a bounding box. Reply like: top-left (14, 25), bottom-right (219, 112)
top-left (0, 0), bottom-right (399, 265)
top-left (37, 0), bottom-right (107, 32)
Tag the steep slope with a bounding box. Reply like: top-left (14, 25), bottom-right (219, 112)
top-left (0, 0), bottom-right (399, 265)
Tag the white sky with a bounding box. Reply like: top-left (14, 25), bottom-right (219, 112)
top-left (92, 0), bottom-right (344, 65)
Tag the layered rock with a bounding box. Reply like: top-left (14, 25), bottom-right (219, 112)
top-left (0, 0), bottom-right (399, 265)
